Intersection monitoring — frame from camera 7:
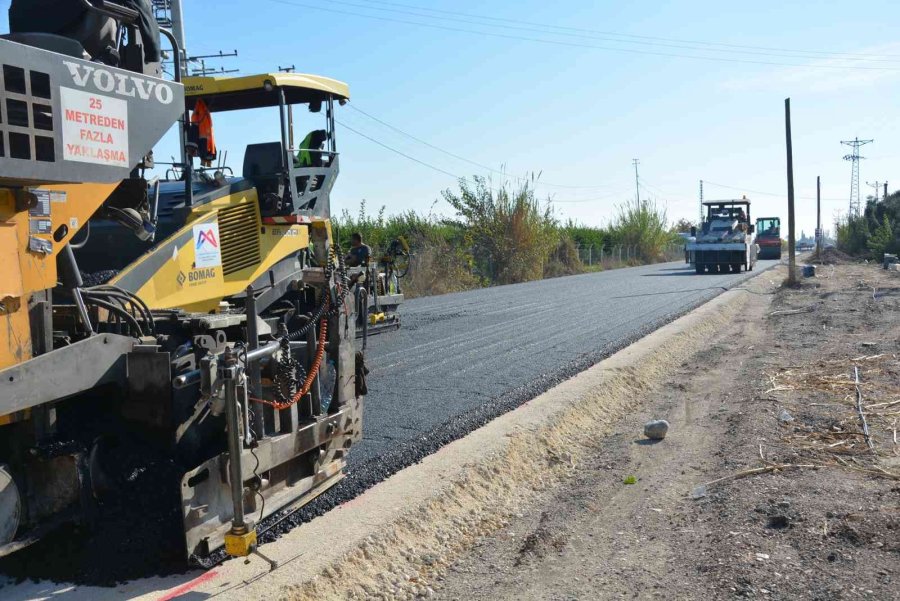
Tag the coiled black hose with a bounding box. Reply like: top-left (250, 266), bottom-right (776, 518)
top-left (287, 244), bottom-right (350, 342)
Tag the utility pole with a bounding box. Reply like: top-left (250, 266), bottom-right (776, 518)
top-left (153, 0), bottom-right (188, 166)
top-left (152, 0), bottom-right (187, 70)
top-left (632, 159), bottom-right (640, 204)
top-left (884, 182), bottom-right (889, 202)
top-left (170, 0), bottom-right (187, 70)
top-left (816, 176), bottom-right (822, 257)
top-left (785, 99), bottom-right (796, 284)
top-left (841, 137), bottom-right (873, 217)
top-left (188, 50), bottom-right (239, 76)
top-left (699, 179), bottom-right (704, 225)
top-left (866, 181), bottom-right (881, 206)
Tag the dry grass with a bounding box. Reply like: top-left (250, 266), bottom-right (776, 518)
top-left (402, 244), bottom-right (481, 299)
top-left (765, 354), bottom-right (900, 465)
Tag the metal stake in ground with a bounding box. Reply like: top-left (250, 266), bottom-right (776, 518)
top-left (854, 366), bottom-right (876, 453)
top-left (785, 98), bottom-right (796, 285)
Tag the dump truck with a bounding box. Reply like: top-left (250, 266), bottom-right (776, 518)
top-left (687, 200), bottom-right (758, 274)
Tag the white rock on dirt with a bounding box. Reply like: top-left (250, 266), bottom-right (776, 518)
top-left (643, 419), bottom-right (670, 440)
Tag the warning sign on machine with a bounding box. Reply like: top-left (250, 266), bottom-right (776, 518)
top-left (60, 87), bottom-right (129, 167)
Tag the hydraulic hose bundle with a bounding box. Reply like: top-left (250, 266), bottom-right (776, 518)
top-left (253, 244), bottom-right (349, 411)
top-left (286, 244), bottom-right (350, 342)
top-left (82, 284), bottom-right (156, 336)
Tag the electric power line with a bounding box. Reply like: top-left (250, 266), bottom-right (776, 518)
top-left (258, 0), bottom-right (900, 72)
top-left (327, 0), bottom-right (900, 64)
top-left (350, 0), bottom-right (900, 61)
top-left (549, 189), bottom-right (634, 203)
top-left (337, 119), bottom-right (460, 179)
top-left (338, 120), bottom-right (845, 211)
top-left (640, 179), bottom-right (689, 201)
top-left (348, 104), bottom-right (612, 190)
top-left (703, 179), bottom-right (846, 202)
top-left (338, 119), bottom-right (630, 204)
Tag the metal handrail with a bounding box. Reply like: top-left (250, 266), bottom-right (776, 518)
top-left (287, 149), bottom-right (339, 157)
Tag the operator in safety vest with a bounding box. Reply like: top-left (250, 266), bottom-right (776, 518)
top-left (296, 130), bottom-right (328, 167)
top-left (190, 98), bottom-right (217, 167)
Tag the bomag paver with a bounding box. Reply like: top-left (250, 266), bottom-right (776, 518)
top-left (0, 1), bottom-right (365, 565)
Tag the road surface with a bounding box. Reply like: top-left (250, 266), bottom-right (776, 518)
top-left (354, 259), bottom-right (777, 466)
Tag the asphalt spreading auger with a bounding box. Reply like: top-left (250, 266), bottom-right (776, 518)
top-left (0, 0), bottom-right (367, 569)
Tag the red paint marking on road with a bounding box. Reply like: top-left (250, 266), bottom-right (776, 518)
top-left (156, 570), bottom-right (219, 601)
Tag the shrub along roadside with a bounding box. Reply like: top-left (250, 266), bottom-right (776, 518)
top-left (837, 190), bottom-right (900, 258)
top-left (334, 177), bottom-right (683, 298)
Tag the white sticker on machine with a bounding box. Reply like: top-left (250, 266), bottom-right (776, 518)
top-left (192, 223), bottom-right (222, 268)
top-left (60, 87), bottom-right (129, 167)
top-left (29, 219), bottom-right (52, 234)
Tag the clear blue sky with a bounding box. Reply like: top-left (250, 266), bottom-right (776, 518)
top-left (4, 0), bottom-right (899, 236)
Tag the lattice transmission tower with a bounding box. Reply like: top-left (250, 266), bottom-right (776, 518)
top-left (151, 0), bottom-right (173, 29)
top-left (841, 137), bottom-right (873, 217)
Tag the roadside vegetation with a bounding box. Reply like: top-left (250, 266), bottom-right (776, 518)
top-left (334, 177), bottom-right (684, 297)
top-left (836, 190), bottom-right (900, 258)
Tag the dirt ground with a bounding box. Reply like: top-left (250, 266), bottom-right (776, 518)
top-left (433, 262), bottom-right (900, 600)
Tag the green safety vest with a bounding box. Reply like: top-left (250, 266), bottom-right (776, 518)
top-left (297, 132), bottom-right (314, 167)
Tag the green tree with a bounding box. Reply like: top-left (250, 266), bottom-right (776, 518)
top-left (867, 215), bottom-right (894, 257)
top-left (671, 218), bottom-right (695, 233)
top-left (837, 215), bottom-right (870, 256)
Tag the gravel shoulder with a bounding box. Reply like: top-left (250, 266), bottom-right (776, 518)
top-left (435, 262), bottom-right (900, 601)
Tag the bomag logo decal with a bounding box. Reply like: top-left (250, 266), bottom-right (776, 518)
top-left (177, 268), bottom-right (218, 287)
top-left (189, 268), bottom-right (218, 282)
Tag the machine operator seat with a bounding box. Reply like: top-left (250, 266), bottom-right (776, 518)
top-left (7, 0), bottom-right (161, 75)
top-left (243, 142), bottom-right (289, 215)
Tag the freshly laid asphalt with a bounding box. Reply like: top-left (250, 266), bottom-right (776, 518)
top-left (352, 259), bottom-right (777, 467)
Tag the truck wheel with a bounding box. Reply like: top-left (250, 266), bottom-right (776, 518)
top-left (695, 263), bottom-right (704, 274)
top-left (732, 263), bottom-right (742, 273)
